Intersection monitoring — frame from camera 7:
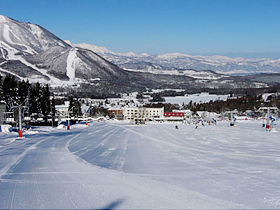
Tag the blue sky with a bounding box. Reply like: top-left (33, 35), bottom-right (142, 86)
top-left (1, 0), bottom-right (280, 58)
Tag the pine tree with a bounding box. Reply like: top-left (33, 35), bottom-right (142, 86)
top-left (68, 96), bottom-right (81, 117)
top-left (3, 75), bottom-right (18, 111)
top-left (0, 75), bottom-right (3, 101)
top-left (51, 97), bottom-right (56, 127)
top-left (41, 84), bottom-right (51, 123)
top-left (29, 82), bottom-right (41, 114)
top-left (17, 80), bottom-right (31, 105)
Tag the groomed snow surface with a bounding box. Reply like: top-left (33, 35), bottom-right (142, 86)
top-left (0, 120), bottom-right (279, 209)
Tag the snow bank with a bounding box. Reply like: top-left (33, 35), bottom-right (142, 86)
top-left (57, 124), bottom-right (65, 129)
top-left (0, 125), bottom-right (11, 133)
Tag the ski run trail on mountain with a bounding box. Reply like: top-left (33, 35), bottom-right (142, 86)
top-left (66, 48), bottom-right (76, 83)
top-left (0, 120), bottom-right (279, 209)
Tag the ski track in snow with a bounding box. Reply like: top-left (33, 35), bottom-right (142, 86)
top-left (0, 67), bottom-right (24, 80)
top-left (0, 121), bottom-right (279, 209)
top-left (3, 24), bottom-right (37, 55)
top-left (3, 52), bottom-right (61, 84)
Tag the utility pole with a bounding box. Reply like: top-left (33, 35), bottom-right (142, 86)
top-left (67, 110), bottom-right (70, 130)
top-left (13, 104), bottom-right (27, 138)
top-left (12, 92), bottom-right (36, 138)
top-left (266, 107), bottom-right (270, 130)
top-left (67, 106), bottom-right (74, 130)
top-left (18, 105), bottom-right (22, 137)
top-left (50, 96), bottom-right (55, 128)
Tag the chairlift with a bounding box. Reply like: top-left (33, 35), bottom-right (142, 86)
top-left (258, 107), bottom-right (278, 131)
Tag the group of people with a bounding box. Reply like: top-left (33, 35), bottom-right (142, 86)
top-left (174, 118), bottom-right (217, 129)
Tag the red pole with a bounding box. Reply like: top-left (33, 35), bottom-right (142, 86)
top-left (18, 106), bottom-right (23, 138)
top-left (18, 129), bottom-right (22, 138)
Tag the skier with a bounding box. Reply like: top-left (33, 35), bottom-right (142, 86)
top-left (195, 119), bottom-right (203, 129)
top-left (230, 116), bottom-right (237, 127)
top-left (213, 117), bottom-right (217, 125)
top-left (201, 119), bottom-right (205, 126)
top-left (269, 116), bottom-right (276, 131)
top-left (270, 115), bottom-right (276, 123)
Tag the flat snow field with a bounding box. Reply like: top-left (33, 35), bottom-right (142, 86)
top-left (0, 120), bottom-right (279, 209)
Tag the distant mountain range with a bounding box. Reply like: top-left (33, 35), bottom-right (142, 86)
top-left (70, 42), bottom-right (280, 76)
top-left (1, 14), bottom-right (279, 97)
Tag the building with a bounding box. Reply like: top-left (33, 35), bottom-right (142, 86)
top-left (173, 109), bottom-right (192, 121)
top-left (55, 101), bottom-right (70, 121)
top-left (124, 107), bottom-right (164, 122)
top-left (164, 112), bottom-right (184, 122)
top-left (108, 107), bottom-right (124, 120)
top-left (0, 103), bottom-right (6, 125)
top-left (173, 109), bottom-right (192, 116)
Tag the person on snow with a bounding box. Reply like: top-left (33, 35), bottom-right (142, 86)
top-left (213, 117), bottom-right (217, 125)
top-left (195, 119), bottom-right (204, 129)
top-left (270, 116), bottom-right (276, 129)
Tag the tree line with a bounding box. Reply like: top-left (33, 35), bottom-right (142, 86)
top-left (0, 75), bottom-right (81, 125)
top-left (144, 91), bottom-right (280, 116)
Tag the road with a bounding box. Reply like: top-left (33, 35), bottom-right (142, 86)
top-left (0, 121), bottom-right (279, 209)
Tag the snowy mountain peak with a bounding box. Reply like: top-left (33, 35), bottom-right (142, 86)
top-left (0, 15), bottom-right (129, 88)
top-left (141, 53), bottom-right (150, 57)
top-left (72, 42), bottom-right (116, 55)
top-left (0, 15), bottom-right (7, 22)
top-left (121, 52), bottom-right (139, 57)
top-left (0, 15), bottom-right (69, 56)
top-left (64, 40), bottom-right (74, 46)
top-left (70, 41), bottom-right (280, 75)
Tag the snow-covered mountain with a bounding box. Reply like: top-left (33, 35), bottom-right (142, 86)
top-left (0, 15), bottom-right (69, 56)
top-left (0, 14), bottom-right (278, 95)
top-left (74, 42), bottom-right (280, 76)
top-left (0, 15), bottom-right (129, 88)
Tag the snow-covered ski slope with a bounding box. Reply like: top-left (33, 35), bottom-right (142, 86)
top-left (0, 120), bottom-right (279, 209)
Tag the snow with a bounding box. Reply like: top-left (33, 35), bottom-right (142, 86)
top-left (156, 53), bottom-right (192, 59)
top-left (2, 24), bottom-right (37, 55)
top-left (66, 48), bottom-right (76, 82)
top-left (164, 92), bottom-right (230, 104)
top-left (13, 55), bottom-right (61, 84)
top-left (0, 120), bottom-right (279, 209)
top-left (63, 40), bottom-right (73, 46)
top-left (120, 52), bottom-right (139, 57)
top-left (123, 68), bottom-right (226, 79)
top-left (72, 42), bottom-right (116, 55)
top-left (0, 125), bottom-right (12, 134)
top-left (74, 42), bottom-right (280, 75)
top-left (262, 93), bottom-right (273, 102)
top-left (0, 40), bottom-right (16, 53)
top-left (3, 25), bottom-right (13, 44)
top-left (0, 15), bottom-right (7, 23)
top-left (0, 67), bottom-right (24, 80)
top-left (141, 52), bottom-right (150, 57)
top-left (28, 24), bottom-right (43, 40)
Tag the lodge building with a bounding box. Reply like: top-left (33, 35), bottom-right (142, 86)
top-left (124, 107), bottom-right (165, 121)
top-left (123, 106), bottom-right (185, 122)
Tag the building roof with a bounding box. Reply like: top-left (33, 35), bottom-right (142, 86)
top-left (164, 112), bottom-right (184, 117)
